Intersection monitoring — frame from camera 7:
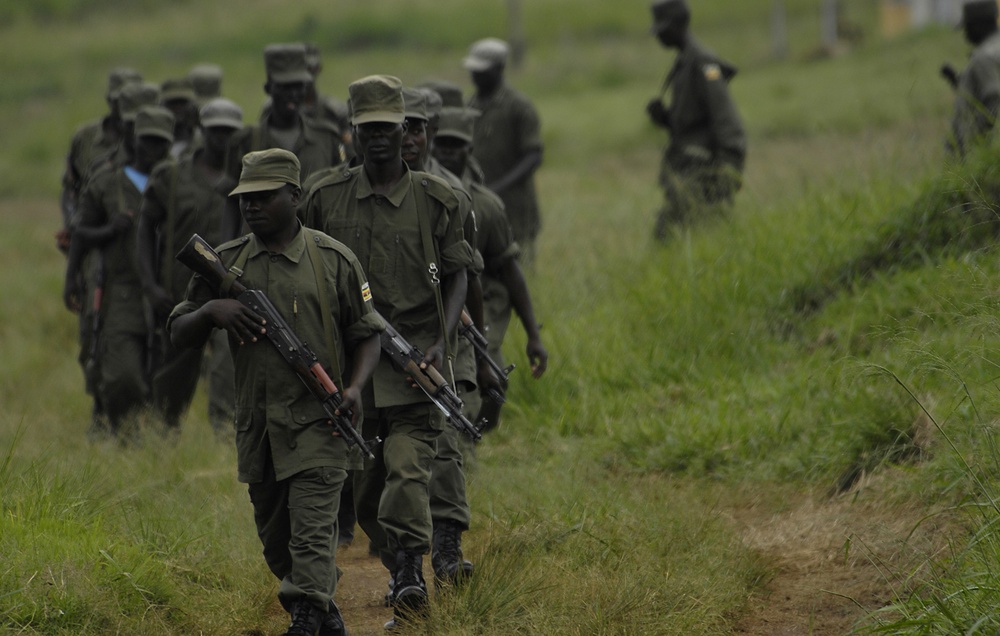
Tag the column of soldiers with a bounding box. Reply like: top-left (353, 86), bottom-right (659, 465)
top-left (60, 38), bottom-right (548, 636)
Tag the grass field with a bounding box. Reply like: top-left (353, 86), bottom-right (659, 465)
top-left (4, 0), bottom-right (1000, 634)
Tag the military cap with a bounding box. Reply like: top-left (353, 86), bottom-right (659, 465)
top-left (264, 43), bottom-right (313, 84)
top-left (303, 43), bottom-right (322, 73)
top-left (651, 0), bottom-right (690, 29)
top-left (187, 64), bottom-right (223, 102)
top-left (463, 38), bottom-right (509, 72)
top-left (107, 67), bottom-right (143, 100)
top-left (962, 0), bottom-right (999, 24)
top-left (436, 107), bottom-right (477, 144)
top-left (134, 105), bottom-right (175, 143)
top-left (418, 79), bottom-right (465, 108)
top-left (349, 75), bottom-right (405, 126)
top-left (420, 88), bottom-right (443, 119)
top-left (160, 78), bottom-right (197, 104)
top-left (199, 98), bottom-right (244, 130)
top-left (119, 82), bottom-right (161, 122)
top-left (230, 148), bottom-right (301, 196)
top-left (402, 87), bottom-right (429, 121)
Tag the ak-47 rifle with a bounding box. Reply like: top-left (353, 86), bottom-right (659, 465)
top-left (83, 251), bottom-right (106, 396)
top-left (175, 234), bottom-right (379, 459)
top-left (457, 310), bottom-right (514, 434)
top-left (378, 319), bottom-right (483, 442)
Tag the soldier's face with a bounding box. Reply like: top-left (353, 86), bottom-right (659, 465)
top-left (202, 126), bottom-right (237, 155)
top-left (355, 121), bottom-right (404, 166)
top-left (401, 118), bottom-right (428, 170)
top-left (471, 66), bottom-right (503, 93)
top-left (239, 185), bottom-right (300, 239)
top-left (431, 135), bottom-right (469, 177)
top-left (268, 80), bottom-right (309, 119)
top-left (135, 135), bottom-right (172, 172)
top-left (654, 17), bottom-right (687, 48)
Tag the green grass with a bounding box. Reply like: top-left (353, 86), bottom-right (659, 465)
top-left (4, 0), bottom-right (1000, 633)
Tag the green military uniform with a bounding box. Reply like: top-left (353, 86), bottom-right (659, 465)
top-left (650, 1), bottom-right (746, 236)
top-left (950, 33), bottom-right (1000, 154)
top-left (169, 221), bottom-right (382, 614)
top-left (467, 83), bottom-right (543, 252)
top-left (232, 116), bottom-right (343, 185)
top-left (141, 148), bottom-right (232, 429)
top-left (302, 162), bottom-right (473, 560)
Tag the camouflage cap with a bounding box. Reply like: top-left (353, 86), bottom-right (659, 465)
top-left (264, 43), bottom-right (313, 84)
top-left (349, 75), bottom-right (405, 126)
top-left (436, 107), bottom-right (477, 144)
top-left (107, 67), bottom-right (143, 100)
top-left (402, 87), bottom-right (429, 122)
top-left (230, 148), bottom-right (301, 196)
top-left (418, 79), bottom-right (465, 108)
top-left (463, 38), bottom-right (509, 72)
top-left (119, 82), bottom-right (161, 122)
top-left (160, 78), bottom-right (197, 104)
top-left (187, 64), bottom-right (223, 102)
top-left (134, 105), bottom-right (175, 143)
top-left (651, 0), bottom-right (690, 29)
top-left (963, 0), bottom-right (999, 24)
top-left (199, 98), bottom-right (244, 130)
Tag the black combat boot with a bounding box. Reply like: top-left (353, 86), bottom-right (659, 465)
top-left (383, 550), bottom-right (428, 630)
top-left (284, 599), bottom-right (323, 636)
top-left (318, 600), bottom-right (349, 636)
top-left (432, 520), bottom-right (473, 585)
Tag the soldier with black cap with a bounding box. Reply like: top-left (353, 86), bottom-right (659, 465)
top-left (169, 148), bottom-right (383, 636)
top-left (943, 0), bottom-right (1000, 156)
top-left (232, 43), bottom-right (346, 186)
top-left (464, 37), bottom-right (545, 266)
top-left (63, 105), bottom-right (175, 442)
top-left (647, 0), bottom-right (746, 240)
top-left (136, 98), bottom-right (245, 433)
top-left (302, 74), bottom-right (474, 629)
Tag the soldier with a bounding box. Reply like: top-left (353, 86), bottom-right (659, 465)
top-left (187, 63), bottom-right (224, 105)
top-left (301, 75), bottom-right (474, 628)
top-left (232, 43), bottom-right (345, 186)
top-left (169, 149), bottom-right (382, 636)
top-left (432, 106), bottom-right (548, 422)
top-left (136, 98), bottom-right (244, 432)
top-left (943, 0), bottom-right (1000, 156)
top-left (303, 43), bottom-right (354, 157)
top-left (646, 0), bottom-right (746, 240)
top-left (159, 78), bottom-right (200, 158)
top-left (464, 37), bottom-right (544, 266)
top-left (63, 105), bottom-right (175, 441)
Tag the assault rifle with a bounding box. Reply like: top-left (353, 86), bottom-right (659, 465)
top-left (378, 319), bottom-right (483, 442)
top-left (176, 234), bottom-right (379, 459)
top-left (458, 310), bottom-right (513, 434)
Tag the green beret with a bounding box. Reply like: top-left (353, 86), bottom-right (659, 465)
top-left (119, 82), bottom-right (161, 122)
top-left (230, 148), bottom-right (301, 196)
top-left (199, 98), bottom-right (243, 130)
top-left (134, 105), bottom-right (175, 143)
top-left (463, 38), bottom-right (509, 71)
top-left (349, 75), bottom-right (405, 126)
top-left (264, 43), bottom-right (312, 84)
top-left (107, 67), bottom-right (142, 100)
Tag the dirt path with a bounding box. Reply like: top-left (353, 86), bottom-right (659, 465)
top-left (727, 476), bottom-right (950, 635)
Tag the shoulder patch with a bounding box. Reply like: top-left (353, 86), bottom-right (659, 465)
top-left (703, 63), bottom-right (722, 81)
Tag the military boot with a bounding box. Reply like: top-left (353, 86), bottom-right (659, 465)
top-left (383, 550), bottom-right (427, 630)
top-left (284, 599), bottom-right (323, 636)
top-left (432, 520), bottom-right (473, 585)
top-left (318, 600), bottom-right (348, 636)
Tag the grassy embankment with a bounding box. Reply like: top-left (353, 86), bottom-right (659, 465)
top-left (3, 0), bottom-right (1000, 633)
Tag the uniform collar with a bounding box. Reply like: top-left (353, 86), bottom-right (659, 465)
top-left (356, 161), bottom-right (411, 208)
top-left (245, 220), bottom-right (307, 263)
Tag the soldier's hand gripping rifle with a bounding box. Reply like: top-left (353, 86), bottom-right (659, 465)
top-left (378, 319), bottom-right (482, 442)
top-left (458, 310), bottom-right (514, 433)
top-left (176, 234), bottom-right (379, 459)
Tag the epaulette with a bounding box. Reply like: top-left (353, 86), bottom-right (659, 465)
top-left (413, 171), bottom-right (460, 210)
top-left (309, 164), bottom-right (358, 192)
top-left (216, 234), bottom-right (252, 253)
top-left (304, 227), bottom-right (355, 258)
top-left (470, 182), bottom-right (505, 212)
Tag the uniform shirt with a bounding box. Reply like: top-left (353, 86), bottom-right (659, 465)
top-left (65, 115), bottom-right (122, 194)
top-left (662, 36), bottom-right (746, 173)
top-left (142, 150), bottom-right (230, 300)
top-left (302, 163), bottom-right (474, 408)
top-left (168, 225), bottom-right (384, 482)
top-left (951, 31), bottom-right (1000, 156)
top-left (77, 162), bottom-right (145, 291)
top-left (468, 83), bottom-right (543, 243)
top-left (231, 114), bottom-right (345, 186)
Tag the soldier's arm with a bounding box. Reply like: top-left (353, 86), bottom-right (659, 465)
top-left (702, 65), bottom-right (747, 170)
top-left (497, 256), bottom-right (547, 378)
